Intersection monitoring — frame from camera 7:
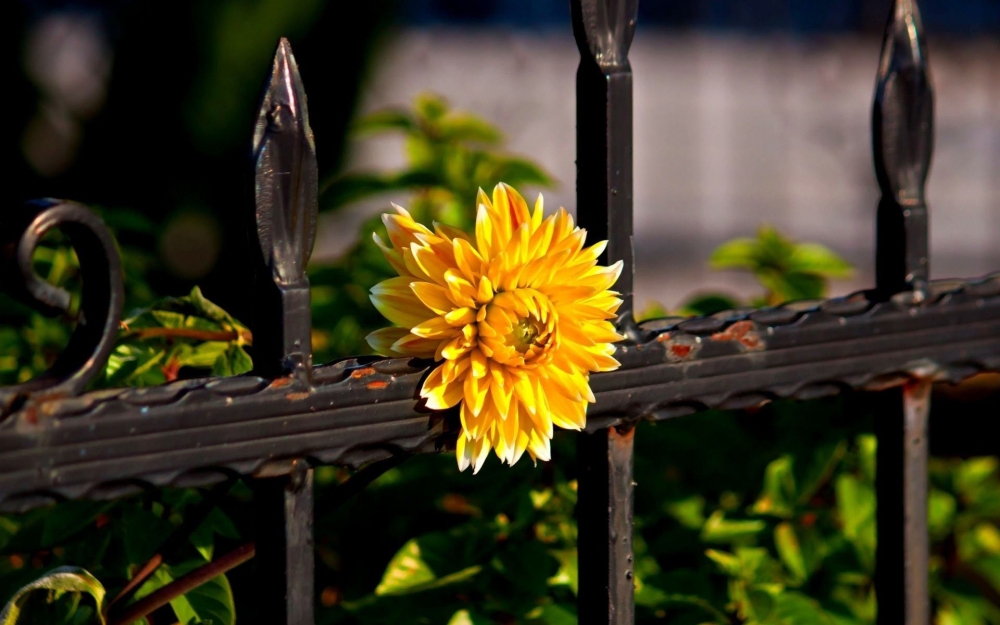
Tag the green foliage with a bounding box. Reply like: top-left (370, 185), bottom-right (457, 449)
top-left (108, 287), bottom-right (252, 387)
top-left (309, 93), bottom-right (555, 362)
top-left (1, 488), bottom-right (242, 625)
top-left (709, 224), bottom-right (853, 307)
top-left (0, 568), bottom-right (105, 625)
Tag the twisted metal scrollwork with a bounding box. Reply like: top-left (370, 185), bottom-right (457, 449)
top-left (0, 200), bottom-right (124, 404)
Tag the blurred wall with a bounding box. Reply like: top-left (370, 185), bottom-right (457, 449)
top-left (325, 29), bottom-right (1000, 308)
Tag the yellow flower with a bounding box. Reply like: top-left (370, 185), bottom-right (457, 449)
top-left (367, 183), bottom-right (623, 472)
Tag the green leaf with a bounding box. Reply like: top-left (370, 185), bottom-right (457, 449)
top-left (189, 508), bottom-right (240, 562)
top-left (487, 157), bottom-right (555, 188)
top-left (700, 511), bottom-right (766, 543)
top-left (136, 564), bottom-right (235, 625)
top-left (495, 540), bottom-right (556, 595)
top-left (928, 489), bottom-right (957, 540)
top-left (664, 495), bottom-right (706, 530)
top-left (705, 549), bottom-right (741, 576)
top-left (774, 522), bottom-right (806, 583)
top-left (168, 571), bottom-right (235, 625)
top-left (1, 567), bottom-right (106, 625)
top-left (708, 238), bottom-right (759, 270)
top-left (375, 539), bottom-right (433, 595)
top-left (437, 114), bottom-right (503, 145)
top-left (658, 594), bottom-right (729, 624)
top-left (677, 293), bottom-right (740, 317)
top-left (320, 170), bottom-right (441, 211)
top-left (352, 109), bottom-right (417, 136)
top-left (835, 474), bottom-right (876, 572)
top-left (788, 243), bottom-right (853, 278)
top-left (794, 441), bottom-right (847, 507)
top-left (526, 603), bottom-right (577, 625)
top-left (414, 93), bottom-right (449, 121)
top-left (752, 456), bottom-right (796, 518)
top-left (446, 609), bottom-right (492, 625)
top-left (546, 549), bottom-right (578, 595)
top-left (212, 345), bottom-right (252, 377)
top-left (772, 591), bottom-right (839, 624)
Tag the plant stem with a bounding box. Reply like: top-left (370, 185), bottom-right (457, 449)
top-left (109, 542), bottom-right (255, 625)
top-left (106, 479), bottom-right (235, 616)
top-left (124, 327), bottom-right (253, 344)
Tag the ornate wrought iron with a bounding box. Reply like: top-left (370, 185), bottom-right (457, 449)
top-left (1, 1), bottom-right (997, 624)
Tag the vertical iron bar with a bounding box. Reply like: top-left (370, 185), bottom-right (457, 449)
top-left (875, 382), bottom-right (931, 625)
top-left (572, 2), bottom-right (638, 624)
top-left (253, 460), bottom-right (315, 625)
top-left (578, 426), bottom-right (636, 625)
top-left (872, 2), bottom-right (933, 624)
top-left (249, 39), bottom-right (318, 624)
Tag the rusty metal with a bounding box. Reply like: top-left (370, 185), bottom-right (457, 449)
top-left (875, 380), bottom-right (931, 625)
top-left (578, 425), bottom-right (636, 625)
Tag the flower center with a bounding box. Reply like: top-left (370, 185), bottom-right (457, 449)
top-left (478, 289), bottom-right (558, 367)
top-left (510, 319), bottom-right (541, 354)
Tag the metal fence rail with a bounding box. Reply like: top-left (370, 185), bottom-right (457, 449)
top-left (1, 0), bottom-right (998, 624)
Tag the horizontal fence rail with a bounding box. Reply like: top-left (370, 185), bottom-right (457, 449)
top-left (1, 0), bottom-right (998, 624)
top-left (1, 277), bottom-right (997, 508)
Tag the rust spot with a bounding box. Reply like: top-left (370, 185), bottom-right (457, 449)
top-left (24, 406), bottom-right (38, 425)
top-left (285, 392), bottom-right (310, 401)
top-left (269, 377), bottom-right (293, 388)
top-left (366, 380), bottom-right (390, 390)
top-left (658, 333), bottom-right (701, 362)
top-left (351, 367), bottom-right (376, 379)
top-left (711, 320), bottom-right (764, 351)
top-left (671, 344), bottom-right (692, 358)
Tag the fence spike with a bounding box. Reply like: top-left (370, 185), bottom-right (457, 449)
top-left (873, 0), bottom-right (933, 300)
top-left (251, 38), bottom-right (318, 381)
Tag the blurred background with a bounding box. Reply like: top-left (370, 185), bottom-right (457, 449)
top-left (3, 0), bottom-right (998, 315)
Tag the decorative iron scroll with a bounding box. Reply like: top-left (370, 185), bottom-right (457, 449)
top-left (0, 200), bottom-right (124, 402)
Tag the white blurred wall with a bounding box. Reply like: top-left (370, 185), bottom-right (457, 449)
top-left (317, 29), bottom-right (1000, 308)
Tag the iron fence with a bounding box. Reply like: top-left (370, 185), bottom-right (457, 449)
top-left (2, 0), bottom-right (999, 623)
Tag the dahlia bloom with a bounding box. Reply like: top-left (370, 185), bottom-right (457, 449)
top-left (367, 183), bottom-right (622, 472)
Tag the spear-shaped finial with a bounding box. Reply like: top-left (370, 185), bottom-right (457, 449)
top-left (251, 38), bottom-right (318, 381)
top-left (571, 0), bottom-right (638, 71)
top-left (873, 0), bottom-right (934, 300)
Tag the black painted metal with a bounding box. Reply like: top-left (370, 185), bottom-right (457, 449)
top-left (572, 1), bottom-right (639, 621)
top-left (0, 0), bottom-right (997, 621)
top-left (251, 38), bottom-right (318, 384)
top-left (0, 200), bottom-right (124, 401)
top-left (871, 3), bottom-right (934, 623)
top-left (253, 460), bottom-right (314, 625)
top-left (578, 426), bottom-right (636, 625)
top-left (875, 383), bottom-right (932, 625)
top-left (874, 0), bottom-right (933, 302)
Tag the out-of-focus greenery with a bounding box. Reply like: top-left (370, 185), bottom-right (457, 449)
top-left (309, 93), bottom-right (555, 363)
top-left (638, 225), bottom-right (855, 321)
top-left (2, 96), bottom-right (998, 625)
